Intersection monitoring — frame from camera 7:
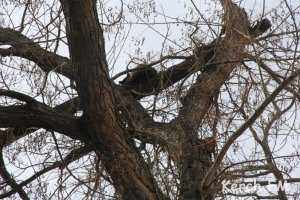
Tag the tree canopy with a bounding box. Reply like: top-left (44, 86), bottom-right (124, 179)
top-left (0, 0), bottom-right (299, 199)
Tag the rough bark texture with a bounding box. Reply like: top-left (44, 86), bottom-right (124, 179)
top-left (60, 0), bottom-right (166, 199)
top-left (177, 1), bottom-right (251, 199)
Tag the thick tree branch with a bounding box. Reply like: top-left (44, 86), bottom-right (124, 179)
top-left (0, 98), bottom-right (82, 141)
top-left (0, 105), bottom-right (81, 139)
top-left (0, 28), bottom-right (74, 79)
top-left (177, 1), bottom-right (255, 198)
top-left (116, 89), bottom-right (181, 149)
top-left (0, 89), bottom-right (37, 104)
top-left (0, 97), bottom-right (81, 147)
top-left (178, 1), bottom-right (251, 129)
top-left (0, 128), bottom-right (36, 147)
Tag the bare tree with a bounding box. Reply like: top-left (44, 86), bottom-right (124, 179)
top-left (0, 0), bottom-right (299, 199)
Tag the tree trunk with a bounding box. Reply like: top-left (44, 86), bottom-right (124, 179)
top-left (60, 0), bottom-right (166, 199)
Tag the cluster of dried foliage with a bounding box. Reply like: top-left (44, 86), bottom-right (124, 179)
top-left (0, 0), bottom-right (299, 199)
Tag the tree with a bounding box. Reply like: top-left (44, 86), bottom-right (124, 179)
top-left (0, 0), bottom-right (299, 199)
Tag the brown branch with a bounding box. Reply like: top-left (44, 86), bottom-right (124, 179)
top-left (0, 128), bottom-right (36, 147)
top-left (0, 103), bottom-right (82, 141)
top-left (0, 96), bottom-right (81, 147)
top-left (255, 58), bottom-right (300, 100)
top-left (202, 68), bottom-right (300, 190)
top-left (116, 89), bottom-right (180, 149)
top-left (0, 28), bottom-right (74, 79)
top-left (0, 147), bottom-right (29, 200)
top-left (0, 146), bottom-right (92, 199)
top-left (0, 89), bottom-right (38, 104)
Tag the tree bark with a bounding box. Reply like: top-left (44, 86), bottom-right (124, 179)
top-left (60, 0), bottom-right (166, 199)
